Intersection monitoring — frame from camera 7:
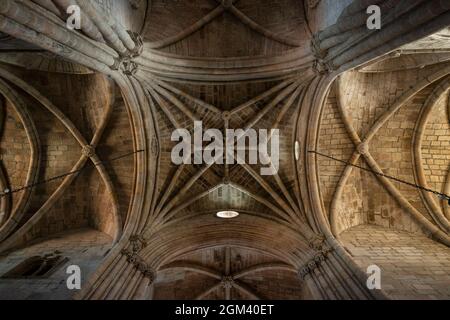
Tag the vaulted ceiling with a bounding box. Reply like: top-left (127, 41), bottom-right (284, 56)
top-left (0, 0), bottom-right (449, 300)
top-left (133, 0), bottom-right (316, 297)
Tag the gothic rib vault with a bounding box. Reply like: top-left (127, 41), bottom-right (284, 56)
top-left (0, 0), bottom-right (448, 300)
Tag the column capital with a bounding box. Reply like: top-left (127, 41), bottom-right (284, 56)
top-left (310, 36), bottom-right (336, 74)
top-left (130, 234), bottom-right (147, 253)
top-left (120, 246), bottom-right (155, 283)
top-left (308, 233), bottom-right (326, 250)
top-left (120, 57), bottom-right (138, 75)
top-left (298, 245), bottom-right (334, 279)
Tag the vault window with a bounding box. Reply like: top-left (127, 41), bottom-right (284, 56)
top-left (1, 253), bottom-right (68, 279)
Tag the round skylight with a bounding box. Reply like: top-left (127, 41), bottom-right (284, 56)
top-left (216, 211), bottom-right (240, 219)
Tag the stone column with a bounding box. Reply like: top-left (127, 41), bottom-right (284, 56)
top-left (132, 268), bottom-right (155, 300)
top-left (311, 0), bottom-right (450, 73)
top-left (0, 0), bottom-right (115, 66)
top-left (299, 240), bottom-right (382, 300)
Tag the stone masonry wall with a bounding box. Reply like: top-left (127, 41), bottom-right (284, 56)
top-left (341, 225), bottom-right (450, 299)
top-left (0, 229), bottom-right (112, 299)
top-left (422, 91), bottom-right (450, 197)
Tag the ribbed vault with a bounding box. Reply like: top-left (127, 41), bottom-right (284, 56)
top-left (0, 0), bottom-right (448, 300)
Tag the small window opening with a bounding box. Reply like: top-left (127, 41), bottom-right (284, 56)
top-left (1, 253), bottom-right (68, 279)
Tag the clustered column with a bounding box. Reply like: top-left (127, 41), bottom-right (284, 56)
top-left (311, 0), bottom-right (450, 72)
top-left (81, 235), bottom-right (155, 300)
top-left (298, 237), bottom-right (381, 300)
top-left (0, 0), bottom-right (144, 75)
